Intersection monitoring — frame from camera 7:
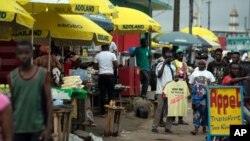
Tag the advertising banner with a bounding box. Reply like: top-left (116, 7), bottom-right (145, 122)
top-left (207, 86), bottom-right (244, 140)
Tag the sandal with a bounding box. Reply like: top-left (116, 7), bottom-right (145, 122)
top-left (191, 131), bottom-right (197, 135)
top-left (202, 127), bottom-right (207, 134)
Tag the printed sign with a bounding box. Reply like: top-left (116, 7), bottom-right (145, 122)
top-left (207, 86), bottom-right (243, 139)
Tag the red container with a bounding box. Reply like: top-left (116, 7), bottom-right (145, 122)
top-left (118, 67), bottom-right (135, 96)
top-left (118, 67), bottom-right (141, 96)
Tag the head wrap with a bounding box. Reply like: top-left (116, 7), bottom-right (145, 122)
top-left (39, 45), bottom-right (49, 53)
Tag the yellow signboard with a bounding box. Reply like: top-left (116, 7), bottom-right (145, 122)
top-left (208, 87), bottom-right (243, 136)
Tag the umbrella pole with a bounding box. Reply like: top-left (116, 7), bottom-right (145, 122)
top-left (62, 46), bottom-right (64, 74)
top-left (48, 33), bottom-right (51, 72)
top-left (31, 3), bottom-right (34, 64)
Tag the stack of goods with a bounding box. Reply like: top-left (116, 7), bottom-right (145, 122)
top-left (61, 76), bottom-right (83, 89)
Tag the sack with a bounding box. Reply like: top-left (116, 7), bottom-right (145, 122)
top-left (136, 107), bottom-right (148, 119)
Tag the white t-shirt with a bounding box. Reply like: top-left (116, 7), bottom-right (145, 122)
top-left (109, 41), bottom-right (117, 53)
top-left (189, 69), bottom-right (215, 84)
top-left (94, 51), bottom-right (117, 75)
top-left (156, 62), bottom-right (176, 94)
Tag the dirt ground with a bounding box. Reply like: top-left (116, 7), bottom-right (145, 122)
top-left (85, 103), bottom-right (206, 141)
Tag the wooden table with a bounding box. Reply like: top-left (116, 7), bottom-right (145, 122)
top-left (104, 105), bottom-right (125, 136)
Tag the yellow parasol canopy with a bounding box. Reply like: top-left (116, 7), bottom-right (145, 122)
top-left (13, 12), bottom-right (112, 46)
top-left (181, 26), bottom-right (219, 42)
top-left (93, 0), bottom-right (118, 18)
top-left (151, 41), bottom-right (173, 49)
top-left (112, 7), bottom-right (161, 34)
top-left (18, 0), bottom-right (118, 18)
top-left (0, 0), bottom-right (35, 41)
top-left (17, 0), bottom-right (99, 14)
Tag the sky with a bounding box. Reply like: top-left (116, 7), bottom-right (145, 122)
top-left (153, 0), bottom-right (249, 32)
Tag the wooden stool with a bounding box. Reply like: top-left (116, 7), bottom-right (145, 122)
top-left (53, 105), bottom-right (73, 141)
top-left (104, 105), bottom-right (125, 136)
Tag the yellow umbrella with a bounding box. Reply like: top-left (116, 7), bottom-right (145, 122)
top-left (151, 41), bottom-right (173, 49)
top-left (13, 12), bottom-right (112, 46)
top-left (112, 7), bottom-right (161, 34)
top-left (181, 26), bottom-right (219, 42)
top-left (0, 0), bottom-right (35, 41)
top-left (17, 0), bottom-right (99, 14)
top-left (93, 0), bottom-right (118, 18)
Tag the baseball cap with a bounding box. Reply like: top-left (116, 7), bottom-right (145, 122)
top-left (176, 48), bottom-right (184, 54)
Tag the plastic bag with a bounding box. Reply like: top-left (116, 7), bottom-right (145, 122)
top-left (69, 134), bottom-right (84, 141)
top-left (69, 68), bottom-right (89, 81)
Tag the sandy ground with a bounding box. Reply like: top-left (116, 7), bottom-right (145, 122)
top-left (85, 103), bottom-right (207, 141)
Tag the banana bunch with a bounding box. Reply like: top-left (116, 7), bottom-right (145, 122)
top-left (61, 76), bottom-right (83, 89)
top-left (0, 84), bottom-right (10, 95)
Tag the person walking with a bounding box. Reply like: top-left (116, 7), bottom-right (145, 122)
top-left (94, 45), bottom-right (118, 116)
top-left (152, 51), bottom-right (176, 133)
top-left (132, 39), bottom-right (152, 98)
top-left (8, 41), bottom-right (52, 141)
top-left (0, 93), bottom-right (12, 141)
top-left (189, 59), bottom-right (215, 135)
top-left (207, 48), bottom-right (228, 85)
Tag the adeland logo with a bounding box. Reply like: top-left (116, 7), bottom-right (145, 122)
top-left (0, 11), bottom-right (7, 19)
top-left (54, 7), bottom-right (72, 13)
top-left (13, 30), bottom-right (42, 37)
top-left (58, 24), bottom-right (83, 29)
top-left (122, 25), bottom-right (145, 30)
top-left (97, 34), bottom-right (109, 42)
top-left (75, 5), bottom-right (95, 12)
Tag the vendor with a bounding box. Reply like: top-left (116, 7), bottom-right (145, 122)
top-left (94, 45), bottom-right (118, 116)
top-left (34, 45), bottom-right (62, 86)
top-left (64, 52), bottom-right (92, 75)
top-left (34, 45), bottom-right (62, 71)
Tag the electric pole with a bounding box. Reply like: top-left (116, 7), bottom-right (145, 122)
top-left (147, 0), bottom-right (152, 49)
top-left (173, 0), bottom-right (180, 31)
top-left (189, 0), bottom-right (194, 34)
top-left (207, 0), bottom-right (211, 29)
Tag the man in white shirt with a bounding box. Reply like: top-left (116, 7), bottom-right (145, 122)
top-left (152, 50), bottom-right (176, 133)
top-left (94, 45), bottom-right (118, 116)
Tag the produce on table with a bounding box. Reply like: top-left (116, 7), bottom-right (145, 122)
top-left (61, 76), bottom-right (83, 89)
